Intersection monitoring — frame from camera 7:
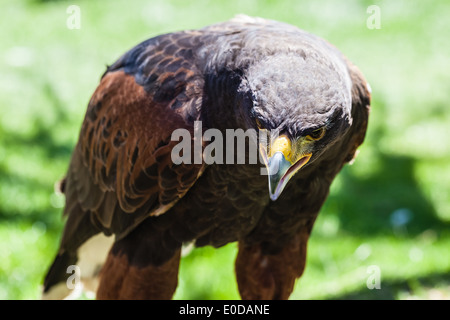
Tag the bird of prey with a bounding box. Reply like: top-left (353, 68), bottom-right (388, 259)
top-left (43, 15), bottom-right (370, 300)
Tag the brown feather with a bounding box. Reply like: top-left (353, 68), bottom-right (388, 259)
top-left (235, 230), bottom-right (310, 300)
top-left (44, 16), bottom-right (371, 300)
top-left (59, 70), bottom-right (205, 248)
top-left (97, 248), bottom-right (181, 300)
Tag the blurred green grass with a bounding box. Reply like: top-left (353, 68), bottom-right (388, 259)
top-left (1, 0), bottom-right (449, 300)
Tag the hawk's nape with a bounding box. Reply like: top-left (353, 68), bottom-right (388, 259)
top-left (43, 15), bottom-right (370, 300)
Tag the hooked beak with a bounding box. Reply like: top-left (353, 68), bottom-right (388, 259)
top-left (267, 152), bottom-right (311, 200)
top-left (261, 134), bottom-right (312, 201)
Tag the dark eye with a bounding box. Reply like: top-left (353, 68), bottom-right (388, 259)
top-left (255, 118), bottom-right (263, 129)
top-left (307, 127), bottom-right (326, 141)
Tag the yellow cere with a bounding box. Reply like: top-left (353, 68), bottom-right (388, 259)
top-left (269, 135), bottom-right (292, 160)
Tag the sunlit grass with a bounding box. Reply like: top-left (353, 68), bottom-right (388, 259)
top-left (1, 0), bottom-right (449, 300)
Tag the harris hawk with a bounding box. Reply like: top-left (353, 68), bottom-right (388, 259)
top-left (43, 15), bottom-right (370, 300)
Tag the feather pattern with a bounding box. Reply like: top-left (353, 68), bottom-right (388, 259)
top-left (43, 16), bottom-right (370, 300)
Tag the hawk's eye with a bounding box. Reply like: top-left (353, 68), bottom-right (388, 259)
top-left (255, 118), bottom-right (263, 129)
top-left (307, 127), bottom-right (326, 141)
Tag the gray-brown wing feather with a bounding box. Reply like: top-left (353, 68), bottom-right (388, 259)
top-left (44, 32), bottom-right (207, 292)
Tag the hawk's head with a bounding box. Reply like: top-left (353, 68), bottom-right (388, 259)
top-left (240, 52), bottom-right (353, 200)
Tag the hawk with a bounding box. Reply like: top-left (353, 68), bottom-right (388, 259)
top-left (43, 15), bottom-right (370, 300)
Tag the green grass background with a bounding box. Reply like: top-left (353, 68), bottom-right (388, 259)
top-left (1, 0), bottom-right (449, 300)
